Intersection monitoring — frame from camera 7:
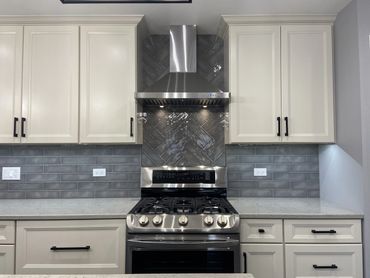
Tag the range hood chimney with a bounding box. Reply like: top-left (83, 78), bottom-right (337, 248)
top-left (136, 25), bottom-right (230, 106)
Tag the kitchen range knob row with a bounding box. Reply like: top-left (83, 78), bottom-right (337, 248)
top-left (138, 215), bottom-right (229, 227)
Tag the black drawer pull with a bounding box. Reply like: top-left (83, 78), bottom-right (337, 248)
top-left (21, 117), bottom-right (26, 137)
top-left (284, 116), bottom-right (289, 136)
top-left (277, 117), bottom-right (281, 136)
top-left (243, 252), bottom-right (247, 273)
top-left (130, 117), bottom-right (134, 137)
top-left (311, 229), bottom-right (337, 234)
top-left (50, 245), bottom-right (91, 251)
top-left (258, 228), bottom-right (265, 233)
top-left (13, 117), bottom-right (19, 137)
top-left (313, 264), bottom-right (338, 269)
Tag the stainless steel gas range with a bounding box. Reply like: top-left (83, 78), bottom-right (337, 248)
top-left (126, 166), bottom-right (240, 274)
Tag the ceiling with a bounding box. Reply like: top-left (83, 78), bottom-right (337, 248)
top-left (0, 0), bottom-right (351, 34)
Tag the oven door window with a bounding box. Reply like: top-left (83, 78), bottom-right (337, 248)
top-left (132, 250), bottom-right (234, 273)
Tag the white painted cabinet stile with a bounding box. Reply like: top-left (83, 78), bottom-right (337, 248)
top-left (0, 221), bottom-right (15, 274)
top-left (15, 219), bottom-right (126, 274)
top-left (229, 25), bottom-right (281, 143)
top-left (21, 26), bottom-right (79, 143)
top-left (0, 26), bottom-right (23, 144)
top-left (281, 25), bottom-right (334, 142)
top-left (80, 25), bottom-right (137, 143)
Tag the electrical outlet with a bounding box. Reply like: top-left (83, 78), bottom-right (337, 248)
top-left (2, 167), bottom-right (21, 180)
top-left (254, 168), bottom-right (267, 177)
top-left (93, 168), bottom-right (106, 177)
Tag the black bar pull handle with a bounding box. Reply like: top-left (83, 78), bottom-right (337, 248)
top-left (313, 264), bottom-right (338, 269)
top-left (277, 117), bottom-right (281, 136)
top-left (21, 117), bottom-right (26, 138)
top-left (130, 117), bottom-right (134, 137)
top-left (243, 252), bottom-right (247, 273)
top-left (311, 229), bottom-right (337, 234)
top-left (13, 117), bottom-right (19, 137)
top-left (50, 245), bottom-right (91, 251)
top-left (284, 116), bottom-right (289, 136)
top-left (258, 228), bottom-right (265, 233)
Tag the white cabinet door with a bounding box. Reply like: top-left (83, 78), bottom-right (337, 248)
top-left (0, 26), bottom-right (22, 144)
top-left (241, 244), bottom-right (284, 278)
top-left (229, 25), bottom-right (281, 143)
top-left (21, 26), bottom-right (79, 143)
top-left (80, 25), bottom-right (137, 143)
top-left (0, 221), bottom-right (15, 244)
top-left (0, 245), bottom-right (14, 274)
top-left (240, 219), bottom-right (283, 243)
top-left (286, 244), bottom-right (363, 278)
top-left (16, 219), bottom-right (125, 274)
top-left (281, 25), bottom-right (334, 143)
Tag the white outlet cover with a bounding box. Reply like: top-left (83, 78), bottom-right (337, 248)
top-left (2, 167), bottom-right (21, 180)
top-left (93, 168), bottom-right (106, 177)
top-left (254, 168), bottom-right (267, 177)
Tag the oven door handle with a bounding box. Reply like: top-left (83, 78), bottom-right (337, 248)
top-left (127, 239), bottom-right (240, 245)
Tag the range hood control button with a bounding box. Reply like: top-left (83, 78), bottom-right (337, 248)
top-left (217, 215), bottom-right (228, 227)
top-left (152, 215), bottom-right (163, 226)
top-left (178, 215), bottom-right (189, 226)
top-left (138, 215), bottom-right (149, 226)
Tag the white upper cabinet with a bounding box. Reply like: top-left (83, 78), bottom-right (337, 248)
top-left (229, 25), bottom-right (281, 143)
top-left (224, 17), bottom-right (335, 144)
top-left (0, 26), bottom-right (23, 144)
top-left (281, 25), bottom-right (334, 143)
top-left (22, 26), bottom-right (79, 143)
top-left (80, 25), bottom-right (137, 143)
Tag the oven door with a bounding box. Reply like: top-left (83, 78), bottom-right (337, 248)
top-left (126, 234), bottom-right (240, 274)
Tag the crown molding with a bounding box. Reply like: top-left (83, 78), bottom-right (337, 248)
top-left (0, 15), bottom-right (144, 25)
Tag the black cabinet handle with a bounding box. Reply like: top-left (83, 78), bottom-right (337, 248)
top-left (311, 229), bottom-right (337, 234)
top-left (50, 245), bottom-right (91, 251)
top-left (243, 252), bottom-right (247, 273)
top-left (258, 228), bottom-right (265, 233)
top-left (21, 117), bottom-right (26, 137)
top-left (130, 117), bottom-right (134, 137)
top-left (313, 264), bottom-right (338, 269)
top-left (13, 117), bottom-right (19, 137)
top-left (277, 117), bottom-right (281, 136)
top-left (284, 116), bottom-right (289, 136)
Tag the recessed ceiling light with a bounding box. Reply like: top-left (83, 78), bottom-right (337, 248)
top-left (61, 0), bottom-right (191, 3)
top-left (202, 105), bottom-right (207, 108)
top-left (159, 105), bottom-right (165, 108)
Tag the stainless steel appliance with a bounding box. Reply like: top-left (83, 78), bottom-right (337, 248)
top-left (126, 166), bottom-right (240, 273)
top-left (135, 25), bottom-right (230, 106)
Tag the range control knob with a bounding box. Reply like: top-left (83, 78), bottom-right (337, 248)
top-left (204, 215), bottom-right (214, 226)
top-left (138, 215), bottom-right (149, 226)
top-left (152, 215), bottom-right (163, 226)
top-left (178, 215), bottom-right (189, 226)
top-left (217, 215), bottom-right (228, 227)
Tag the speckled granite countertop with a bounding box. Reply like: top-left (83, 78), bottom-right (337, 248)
top-left (0, 275), bottom-right (254, 278)
top-left (0, 197), bottom-right (362, 220)
top-left (229, 198), bottom-right (363, 219)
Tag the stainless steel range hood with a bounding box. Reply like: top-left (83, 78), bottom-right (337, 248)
top-left (136, 25), bottom-right (230, 106)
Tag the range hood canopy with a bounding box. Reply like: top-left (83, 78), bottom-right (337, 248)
top-left (136, 25), bottom-right (229, 106)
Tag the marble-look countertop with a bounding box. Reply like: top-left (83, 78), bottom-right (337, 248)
top-left (0, 197), bottom-right (363, 220)
top-left (0, 275), bottom-right (254, 278)
top-left (229, 198), bottom-right (363, 219)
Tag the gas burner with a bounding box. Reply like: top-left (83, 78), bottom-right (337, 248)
top-left (198, 206), bottom-right (225, 214)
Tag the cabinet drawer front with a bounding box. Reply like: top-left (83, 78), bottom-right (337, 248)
top-left (241, 219), bottom-right (283, 243)
top-left (16, 219), bottom-right (125, 274)
top-left (285, 219), bottom-right (362, 243)
top-left (285, 244), bottom-right (363, 278)
top-left (0, 245), bottom-right (15, 274)
top-left (0, 221), bottom-right (15, 244)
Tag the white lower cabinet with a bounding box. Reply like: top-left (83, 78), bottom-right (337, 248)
top-left (285, 244), bottom-right (363, 278)
top-left (241, 244), bottom-right (284, 278)
top-left (15, 219), bottom-right (126, 274)
top-left (0, 245), bottom-right (14, 274)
